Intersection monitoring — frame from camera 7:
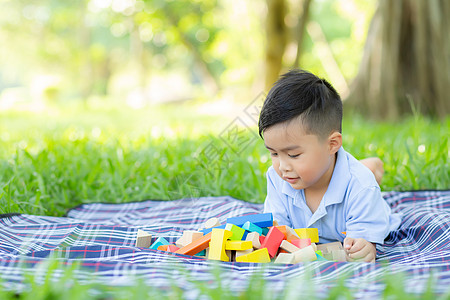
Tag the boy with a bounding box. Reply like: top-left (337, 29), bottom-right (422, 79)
top-left (258, 69), bottom-right (401, 262)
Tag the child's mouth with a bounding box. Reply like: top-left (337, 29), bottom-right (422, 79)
top-left (284, 177), bottom-right (299, 184)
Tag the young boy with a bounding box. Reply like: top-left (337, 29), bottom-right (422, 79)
top-left (258, 69), bottom-right (401, 262)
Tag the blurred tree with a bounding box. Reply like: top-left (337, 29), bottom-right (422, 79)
top-left (347, 0), bottom-right (450, 119)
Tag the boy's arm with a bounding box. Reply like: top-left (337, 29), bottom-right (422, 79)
top-left (263, 167), bottom-right (292, 227)
top-left (343, 237), bottom-right (376, 262)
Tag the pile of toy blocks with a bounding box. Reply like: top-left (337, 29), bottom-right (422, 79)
top-left (135, 213), bottom-right (347, 263)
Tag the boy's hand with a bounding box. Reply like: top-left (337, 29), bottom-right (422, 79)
top-left (343, 237), bottom-right (376, 263)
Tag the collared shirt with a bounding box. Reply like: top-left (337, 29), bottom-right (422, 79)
top-left (263, 147), bottom-right (402, 244)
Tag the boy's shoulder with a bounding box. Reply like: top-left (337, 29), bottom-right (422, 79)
top-left (337, 148), bottom-right (380, 195)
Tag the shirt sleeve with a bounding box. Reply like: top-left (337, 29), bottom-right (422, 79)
top-left (344, 186), bottom-right (391, 244)
top-left (263, 167), bottom-right (292, 227)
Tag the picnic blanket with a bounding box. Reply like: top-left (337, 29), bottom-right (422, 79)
top-left (0, 190), bottom-right (449, 298)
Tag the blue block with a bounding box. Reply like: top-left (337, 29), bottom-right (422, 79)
top-left (226, 213), bottom-right (273, 228)
top-left (261, 227), bottom-right (270, 236)
top-left (200, 224), bottom-right (226, 235)
top-left (149, 237), bottom-right (170, 250)
top-left (242, 231), bottom-right (248, 240)
top-left (316, 253), bottom-right (328, 261)
top-left (242, 221), bottom-right (263, 235)
top-left (195, 250), bottom-right (206, 256)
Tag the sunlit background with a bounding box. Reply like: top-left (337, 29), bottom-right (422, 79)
top-left (0, 0), bottom-right (375, 111)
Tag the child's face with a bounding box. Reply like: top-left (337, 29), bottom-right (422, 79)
top-left (263, 120), bottom-right (340, 191)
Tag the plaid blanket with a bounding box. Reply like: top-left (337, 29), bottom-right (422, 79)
top-left (0, 190), bottom-right (449, 298)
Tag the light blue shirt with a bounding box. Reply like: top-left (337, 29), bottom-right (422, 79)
top-left (263, 147), bottom-right (402, 244)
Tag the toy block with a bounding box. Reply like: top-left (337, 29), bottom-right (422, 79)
top-left (274, 253), bottom-right (295, 264)
top-left (316, 241), bottom-right (343, 253)
top-left (260, 226), bottom-right (285, 258)
top-left (262, 227), bottom-right (270, 236)
top-left (289, 238), bottom-right (311, 249)
top-left (280, 240), bottom-right (300, 253)
top-left (273, 220), bottom-right (279, 226)
top-left (157, 244), bottom-right (169, 251)
top-left (259, 235), bottom-right (265, 245)
top-left (226, 250), bottom-right (235, 262)
top-left (316, 253), bottom-right (328, 261)
top-left (204, 217), bottom-right (221, 229)
top-left (331, 249), bottom-right (347, 262)
top-left (150, 237), bottom-right (170, 250)
top-left (275, 226), bottom-right (288, 239)
top-left (226, 213), bottom-right (273, 228)
top-left (135, 229), bottom-right (152, 248)
top-left (235, 248), bottom-right (253, 258)
top-left (224, 223), bottom-right (245, 241)
top-left (200, 224), bottom-right (226, 235)
top-left (245, 232), bottom-right (261, 249)
top-left (176, 230), bottom-right (203, 248)
top-left (175, 232), bottom-right (212, 256)
top-left (208, 228), bottom-right (233, 262)
top-left (225, 240), bottom-right (253, 251)
top-left (294, 228), bottom-right (319, 243)
top-left (315, 250), bottom-right (323, 256)
top-left (167, 245), bottom-right (180, 252)
top-left (195, 249), bottom-right (206, 257)
top-left (242, 221), bottom-right (263, 235)
top-left (278, 248), bottom-right (288, 254)
top-left (292, 245), bottom-right (317, 263)
top-left (236, 248), bottom-right (271, 263)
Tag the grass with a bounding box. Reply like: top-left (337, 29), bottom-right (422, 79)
top-left (0, 102), bottom-right (449, 298)
top-left (0, 103), bottom-right (448, 216)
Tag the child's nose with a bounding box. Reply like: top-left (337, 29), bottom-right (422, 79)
top-left (279, 158), bottom-right (292, 172)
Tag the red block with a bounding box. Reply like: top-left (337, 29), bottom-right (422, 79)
top-left (289, 238), bottom-right (311, 249)
top-left (260, 226), bottom-right (284, 258)
top-left (259, 235), bottom-right (265, 244)
top-left (167, 245), bottom-right (180, 252)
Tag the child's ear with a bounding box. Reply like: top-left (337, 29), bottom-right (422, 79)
top-left (328, 132), bottom-right (342, 154)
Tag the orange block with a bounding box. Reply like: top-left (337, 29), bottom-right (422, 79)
top-left (175, 232), bottom-right (212, 256)
top-left (157, 245), bottom-right (169, 251)
top-left (167, 245), bottom-right (180, 252)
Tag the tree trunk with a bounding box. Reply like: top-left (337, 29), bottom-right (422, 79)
top-left (346, 0), bottom-right (450, 119)
top-left (265, 0), bottom-right (288, 91)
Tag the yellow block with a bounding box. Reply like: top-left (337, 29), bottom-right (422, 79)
top-left (225, 240), bottom-right (253, 251)
top-left (208, 228), bottom-right (233, 262)
top-left (236, 248), bottom-right (271, 263)
top-left (294, 228), bottom-right (319, 243)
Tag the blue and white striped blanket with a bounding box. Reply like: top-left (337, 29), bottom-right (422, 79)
top-left (0, 190), bottom-right (449, 298)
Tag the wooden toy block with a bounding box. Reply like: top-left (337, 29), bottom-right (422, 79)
top-left (311, 243), bottom-right (317, 251)
top-left (259, 235), bottom-right (265, 245)
top-left (226, 250), bottom-right (235, 262)
top-left (273, 220), bottom-right (279, 226)
top-left (260, 226), bottom-right (285, 258)
top-left (235, 248), bottom-right (253, 258)
top-left (292, 245), bottom-right (317, 263)
top-left (200, 224), bottom-right (226, 235)
top-left (316, 241), bottom-right (343, 253)
top-left (289, 238), bottom-right (311, 249)
top-left (245, 232), bottom-right (261, 249)
top-left (225, 240), bottom-right (253, 251)
top-left (236, 248), bottom-right (271, 263)
top-left (195, 249), bottom-right (206, 257)
top-left (204, 217), bottom-right (221, 229)
top-left (208, 228), bottom-right (233, 262)
top-left (167, 245), bottom-right (180, 252)
top-left (135, 229), bottom-right (152, 248)
top-left (316, 253), bottom-right (328, 261)
top-left (242, 221), bottom-right (263, 235)
top-left (261, 227), bottom-right (270, 236)
top-left (274, 253), bottom-right (295, 264)
top-left (226, 213), bottom-right (273, 228)
top-left (275, 226), bottom-right (288, 239)
top-left (294, 228), bottom-right (319, 243)
top-left (150, 237), bottom-right (170, 250)
top-left (175, 232), bottom-right (212, 256)
top-left (157, 244), bottom-right (169, 251)
top-left (278, 248), bottom-right (289, 254)
top-left (176, 230), bottom-right (203, 248)
top-left (224, 223), bottom-right (245, 240)
top-left (331, 249), bottom-right (347, 262)
top-left (280, 240), bottom-right (300, 253)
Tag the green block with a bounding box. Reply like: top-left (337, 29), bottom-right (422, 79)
top-left (261, 227), bottom-right (270, 236)
top-left (225, 223), bottom-right (245, 240)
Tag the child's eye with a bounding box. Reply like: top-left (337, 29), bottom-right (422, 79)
top-left (289, 154), bottom-right (301, 158)
top-left (270, 152), bottom-right (278, 157)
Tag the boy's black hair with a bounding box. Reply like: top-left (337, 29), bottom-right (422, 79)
top-left (258, 69), bottom-right (342, 139)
